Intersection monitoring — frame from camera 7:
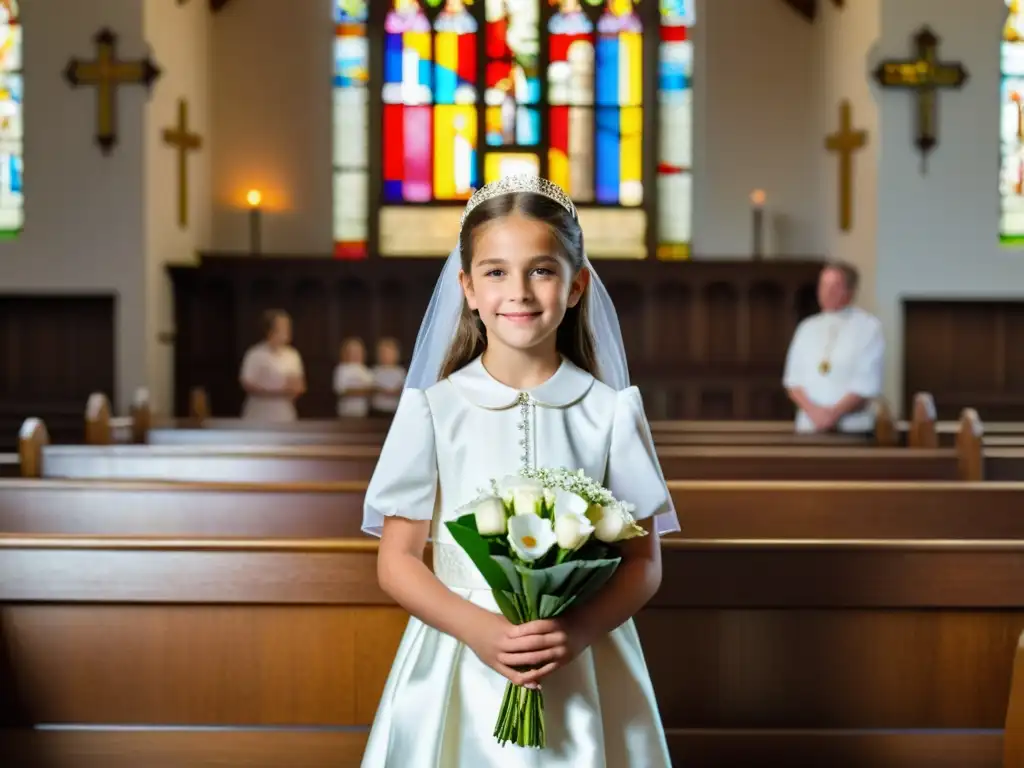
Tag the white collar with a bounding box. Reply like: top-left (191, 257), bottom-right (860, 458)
top-left (448, 356), bottom-right (594, 409)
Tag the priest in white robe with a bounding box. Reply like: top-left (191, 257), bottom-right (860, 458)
top-left (783, 261), bottom-right (885, 434)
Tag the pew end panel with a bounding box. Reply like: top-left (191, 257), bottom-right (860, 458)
top-left (17, 419), bottom-right (48, 479)
top-left (910, 392), bottom-right (939, 449)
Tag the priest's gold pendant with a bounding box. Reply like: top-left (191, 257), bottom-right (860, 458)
top-left (819, 360), bottom-right (831, 375)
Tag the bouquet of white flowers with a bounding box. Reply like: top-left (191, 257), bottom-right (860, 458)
top-left (444, 467), bottom-right (646, 749)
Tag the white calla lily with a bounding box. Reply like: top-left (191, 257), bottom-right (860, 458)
top-left (473, 496), bottom-right (507, 536)
top-left (587, 502), bottom-right (646, 543)
top-left (497, 476), bottom-right (545, 516)
top-left (507, 513), bottom-right (557, 563)
top-left (554, 510), bottom-right (594, 551)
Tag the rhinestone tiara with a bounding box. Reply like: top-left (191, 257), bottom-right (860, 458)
top-left (460, 174), bottom-right (579, 228)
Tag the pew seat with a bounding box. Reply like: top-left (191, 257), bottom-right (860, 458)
top-left (1, 479), bottom-right (1023, 540)
top-left (0, 535), bottom-right (1016, 768)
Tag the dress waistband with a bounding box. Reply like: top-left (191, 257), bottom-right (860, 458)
top-left (433, 541), bottom-right (491, 591)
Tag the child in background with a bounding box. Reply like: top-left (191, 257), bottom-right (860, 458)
top-left (333, 337), bottom-right (374, 418)
top-left (371, 337), bottom-right (406, 415)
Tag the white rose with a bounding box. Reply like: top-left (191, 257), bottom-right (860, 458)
top-left (497, 476), bottom-right (545, 516)
top-left (473, 496), bottom-right (507, 536)
top-left (508, 514), bottom-right (557, 563)
top-left (587, 502), bottom-right (647, 543)
top-left (554, 511), bottom-right (594, 551)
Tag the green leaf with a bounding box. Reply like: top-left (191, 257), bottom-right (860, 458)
top-left (492, 589), bottom-right (524, 624)
top-left (538, 593), bottom-right (563, 618)
top-left (445, 519), bottom-right (514, 593)
top-left (518, 567), bottom-right (547, 621)
top-left (492, 556), bottom-right (523, 594)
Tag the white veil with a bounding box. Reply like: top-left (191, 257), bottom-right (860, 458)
top-left (405, 248), bottom-right (630, 391)
top-left (405, 174), bottom-right (630, 391)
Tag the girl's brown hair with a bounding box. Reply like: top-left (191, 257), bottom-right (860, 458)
top-left (438, 191), bottom-right (599, 380)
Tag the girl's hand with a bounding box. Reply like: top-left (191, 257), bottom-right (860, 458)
top-left (502, 616), bottom-right (597, 682)
top-left (463, 612), bottom-right (546, 690)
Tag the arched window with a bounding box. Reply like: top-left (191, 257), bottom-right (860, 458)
top-left (333, 0), bottom-right (694, 259)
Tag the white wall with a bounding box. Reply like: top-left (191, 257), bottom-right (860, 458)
top-left (144, 0), bottom-right (212, 416)
top-left (210, 0), bottom-right (334, 254)
top-left (817, 0), bottom-right (881, 312)
top-left (0, 0), bottom-right (146, 412)
top-left (875, 0), bottom-right (1019, 410)
top-left (209, 0), bottom-right (824, 259)
top-left (693, 0), bottom-right (822, 257)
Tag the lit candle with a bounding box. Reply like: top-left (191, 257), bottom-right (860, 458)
top-left (750, 189), bottom-right (766, 260)
top-left (247, 189), bottom-right (263, 255)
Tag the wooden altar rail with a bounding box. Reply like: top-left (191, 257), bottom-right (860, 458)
top-left (17, 408), bottom-right (986, 483)
top-left (1, 479), bottom-right (1023, 541)
top-left (0, 535), bottom-right (1018, 767)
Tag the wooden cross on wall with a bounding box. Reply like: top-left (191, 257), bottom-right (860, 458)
top-left (162, 99), bottom-right (202, 229)
top-left (825, 100), bottom-right (868, 233)
top-left (63, 28), bottom-right (162, 155)
top-left (873, 25), bottom-right (968, 173)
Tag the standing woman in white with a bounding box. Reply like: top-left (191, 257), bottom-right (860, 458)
top-left (238, 309), bottom-right (306, 422)
top-left (360, 176), bottom-right (677, 767)
top-left (783, 261), bottom-right (885, 434)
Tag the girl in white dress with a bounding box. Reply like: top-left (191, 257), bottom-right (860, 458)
top-left (370, 337), bottom-right (407, 415)
top-left (334, 337), bottom-right (374, 417)
top-left (361, 175), bottom-right (678, 768)
top-left (239, 309), bottom-right (306, 422)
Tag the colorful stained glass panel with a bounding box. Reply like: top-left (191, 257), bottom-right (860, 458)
top-left (333, 0), bottom-right (367, 257)
top-left (657, 0), bottom-right (694, 259)
top-left (485, 152), bottom-right (540, 183)
top-left (435, 105), bottom-right (478, 199)
top-left (1002, 0), bottom-right (1024, 244)
top-left (0, 0), bottom-right (22, 238)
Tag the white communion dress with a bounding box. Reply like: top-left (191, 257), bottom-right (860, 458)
top-left (360, 356), bottom-right (679, 768)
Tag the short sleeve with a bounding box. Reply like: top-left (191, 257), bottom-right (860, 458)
top-left (782, 321), bottom-right (808, 389)
top-left (239, 347), bottom-right (261, 385)
top-left (362, 388), bottom-right (438, 537)
top-left (606, 387), bottom-right (680, 535)
top-left (847, 319), bottom-right (885, 398)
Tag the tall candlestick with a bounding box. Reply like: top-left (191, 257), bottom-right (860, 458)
top-left (750, 189), bottom-right (766, 260)
top-left (247, 189), bottom-right (263, 255)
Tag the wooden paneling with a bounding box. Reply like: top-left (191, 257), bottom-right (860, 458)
top-left (169, 257), bottom-right (824, 420)
top-left (0, 538), bottom-right (1021, 767)
top-left (904, 300), bottom-right (1024, 420)
top-left (0, 296), bottom-right (115, 450)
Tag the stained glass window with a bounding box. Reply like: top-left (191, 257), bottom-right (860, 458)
top-left (332, 0), bottom-right (696, 259)
top-left (333, 0), bottom-right (369, 257)
top-left (1002, 0), bottom-right (1024, 245)
top-left (657, 0), bottom-right (695, 259)
top-left (0, 0), bottom-right (22, 238)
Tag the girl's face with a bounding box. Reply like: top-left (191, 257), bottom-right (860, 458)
top-left (459, 213), bottom-right (587, 358)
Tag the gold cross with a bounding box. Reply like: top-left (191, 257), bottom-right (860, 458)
top-left (162, 99), bottom-right (203, 228)
top-left (63, 28), bottom-right (161, 155)
top-left (825, 100), bottom-right (867, 233)
top-left (873, 25), bottom-right (968, 172)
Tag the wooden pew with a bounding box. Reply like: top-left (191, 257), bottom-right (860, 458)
top-left (88, 387), bottom-right (914, 448)
top-left (1004, 629), bottom-right (1024, 768)
top-left (1, 478), bottom-right (1023, 540)
top-left (19, 412), bottom-right (984, 483)
top-left (0, 534), bottom-right (1016, 767)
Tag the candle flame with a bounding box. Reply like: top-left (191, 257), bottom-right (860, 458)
top-left (750, 189), bottom-right (767, 207)
top-left (246, 189), bottom-right (263, 208)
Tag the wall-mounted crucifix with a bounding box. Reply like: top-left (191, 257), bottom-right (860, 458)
top-left (63, 28), bottom-right (162, 155)
top-left (825, 99), bottom-right (867, 233)
top-left (872, 25), bottom-right (968, 173)
top-left (162, 98), bottom-right (202, 229)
